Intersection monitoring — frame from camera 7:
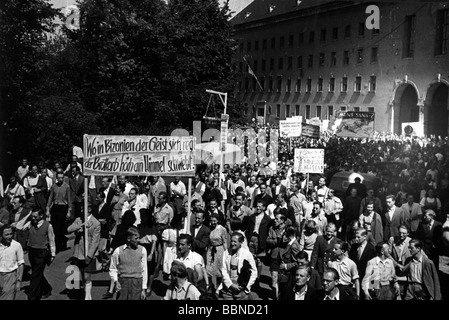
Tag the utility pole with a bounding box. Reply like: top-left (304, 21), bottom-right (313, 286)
top-left (205, 89), bottom-right (228, 213)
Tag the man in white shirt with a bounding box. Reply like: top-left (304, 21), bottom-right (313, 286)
top-left (118, 175), bottom-right (134, 197)
top-left (315, 177), bottom-right (329, 205)
top-left (174, 234), bottom-right (208, 292)
top-left (170, 176), bottom-right (186, 216)
top-left (309, 202), bottom-right (327, 236)
top-left (322, 268), bottom-right (342, 300)
top-left (245, 176), bottom-right (258, 209)
top-left (193, 174), bottom-right (206, 197)
top-left (4, 177), bottom-right (25, 204)
top-left (163, 261), bottom-right (201, 300)
top-left (328, 241), bottom-right (360, 300)
top-left (109, 227), bottom-right (147, 300)
top-left (228, 171), bottom-right (246, 197)
top-left (122, 188), bottom-right (141, 226)
top-left (0, 225), bottom-right (24, 300)
top-left (362, 242), bottom-right (400, 300)
top-left (16, 158), bottom-right (29, 182)
top-left (220, 232), bottom-right (258, 300)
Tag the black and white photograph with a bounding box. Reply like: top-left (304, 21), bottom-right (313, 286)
top-left (0, 0), bottom-right (449, 306)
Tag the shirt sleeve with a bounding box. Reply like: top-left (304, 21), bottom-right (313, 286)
top-left (109, 247), bottom-right (120, 283)
top-left (47, 186), bottom-right (55, 209)
top-left (362, 261), bottom-right (373, 291)
top-left (351, 261), bottom-right (359, 280)
top-left (180, 183), bottom-right (186, 197)
top-left (161, 229), bottom-right (169, 242)
top-left (221, 250), bottom-right (233, 289)
top-left (47, 224), bottom-right (56, 256)
top-left (141, 246), bottom-right (148, 290)
top-left (16, 242), bottom-right (24, 266)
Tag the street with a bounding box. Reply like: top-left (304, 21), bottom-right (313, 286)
top-left (14, 234), bottom-right (449, 300)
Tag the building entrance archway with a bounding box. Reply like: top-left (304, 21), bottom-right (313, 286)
top-left (425, 83), bottom-right (449, 137)
top-left (393, 83), bottom-right (419, 134)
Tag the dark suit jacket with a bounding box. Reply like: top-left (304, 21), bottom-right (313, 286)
top-left (311, 236), bottom-right (340, 274)
top-left (105, 185), bottom-right (116, 207)
top-left (308, 269), bottom-right (322, 290)
top-left (190, 224), bottom-right (211, 262)
top-left (416, 220), bottom-right (443, 257)
top-left (281, 285), bottom-right (320, 300)
top-left (244, 213), bottom-right (271, 253)
top-left (389, 236), bottom-right (412, 266)
top-left (69, 174), bottom-right (84, 203)
top-left (273, 185), bottom-right (287, 199)
top-left (278, 205), bottom-right (297, 228)
top-left (349, 242), bottom-right (376, 280)
top-left (383, 207), bottom-right (405, 241)
top-left (9, 207), bottom-right (31, 250)
top-left (317, 288), bottom-right (354, 300)
top-left (401, 255), bottom-right (441, 300)
top-left (93, 202), bottom-right (114, 238)
top-left (279, 238), bottom-right (301, 270)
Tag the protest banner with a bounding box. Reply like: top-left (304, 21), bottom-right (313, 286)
top-left (301, 123), bottom-right (320, 139)
top-left (83, 135), bottom-right (196, 176)
top-left (279, 120), bottom-right (302, 137)
top-left (335, 111), bottom-right (375, 138)
top-left (293, 148), bottom-right (325, 173)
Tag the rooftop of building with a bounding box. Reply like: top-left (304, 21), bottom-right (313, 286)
top-left (230, 0), bottom-right (353, 25)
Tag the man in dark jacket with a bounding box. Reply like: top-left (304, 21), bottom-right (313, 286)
top-left (280, 265), bottom-right (320, 300)
top-left (342, 188), bottom-right (362, 240)
top-left (399, 239), bottom-right (441, 300)
top-left (348, 228), bottom-right (376, 297)
top-left (190, 211), bottom-right (211, 263)
top-left (310, 223), bottom-right (340, 277)
top-left (416, 209), bottom-right (442, 270)
top-left (245, 199), bottom-right (271, 278)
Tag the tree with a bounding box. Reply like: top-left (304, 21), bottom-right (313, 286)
top-left (0, 0), bottom-right (60, 173)
top-left (64, 0), bottom-right (239, 135)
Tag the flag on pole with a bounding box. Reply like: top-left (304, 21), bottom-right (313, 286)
top-left (243, 56), bottom-right (263, 91)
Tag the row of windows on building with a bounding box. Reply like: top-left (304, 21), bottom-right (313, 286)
top-left (243, 103), bottom-right (375, 120)
top-left (239, 9), bottom-right (448, 57)
top-left (238, 47), bottom-right (378, 73)
top-left (238, 75), bottom-right (376, 94)
top-left (239, 22), bottom-right (379, 53)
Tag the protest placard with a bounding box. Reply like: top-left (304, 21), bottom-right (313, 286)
top-left (301, 123), bottom-right (320, 139)
top-left (279, 120), bottom-right (302, 137)
top-left (335, 111), bottom-right (375, 138)
top-left (293, 148), bottom-right (325, 173)
top-left (83, 135), bottom-right (196, 176)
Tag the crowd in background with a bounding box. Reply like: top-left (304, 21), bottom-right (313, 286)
top-left (1, 133), bottom-right (449, 300)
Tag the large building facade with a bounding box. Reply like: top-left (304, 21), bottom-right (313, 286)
top-left (231, 0), bottom-right (449, 136)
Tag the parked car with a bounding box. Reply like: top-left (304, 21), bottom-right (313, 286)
top-left (329, 171), bottom-right (381, 200)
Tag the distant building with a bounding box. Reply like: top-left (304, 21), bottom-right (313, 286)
top-left (231, 0), bottom-right (449, 136)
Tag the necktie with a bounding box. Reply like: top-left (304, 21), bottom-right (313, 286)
top-left (358, 246), bottom-right (363, 260)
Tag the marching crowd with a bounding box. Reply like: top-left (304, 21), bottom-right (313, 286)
top-left (0, 134), bottom-right (449, 301)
